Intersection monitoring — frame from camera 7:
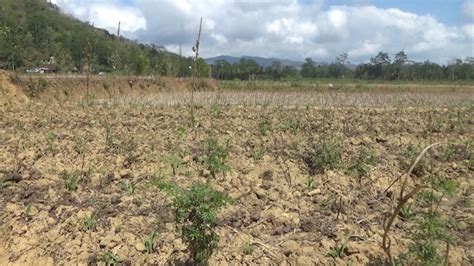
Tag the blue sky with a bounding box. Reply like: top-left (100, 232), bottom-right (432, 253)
top-left (52, 0), bottom-right (474, 63)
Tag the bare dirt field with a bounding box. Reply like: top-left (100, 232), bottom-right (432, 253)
top-left (0, 74), bottom-right (473, 265)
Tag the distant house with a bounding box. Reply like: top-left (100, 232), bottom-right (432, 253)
top-left (26, 64), bottom-right (57, 74)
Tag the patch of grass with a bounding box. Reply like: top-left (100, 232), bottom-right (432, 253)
top-left (100, 251), bottom-right (120, 266)
top-left (144, 231), bottom-right (157, 254)
top-left (0, 179), bottom-right (8, 189)
top-left (258, 117), bottom-right (272, 136)
top-left (242, 240), bottom-right (253, 255)
top-left (203, 138), bottom-right (230, 178)
top-left (281, 117), bottom-right (301, 134)
top-left (161, 182), bottom-right (231, 264)
top-left (346, 146), bottom-right (377, 182)
top-left (47, 132), bottom-right (57, 155)
top-left (399, 203), bottom-right (415, 220)
top-left (167, 154), bottom-right (182, 176)
top-left (398, 175), bottom-right (459, 265)
top-left (328, 238), bottom-right (349, 259)
top-left (104, 123), bottom-right (117, 151)
top-left (73, 137), bottom-right (86, 155)
top-left (251, 145), bottom-right (266, 162)
top-left (210, 103), bottom-right (221, 117)
top-left (114, 224), bottom-right (123, 234)
top-left (83, 213), bottom-right (97, 231)
top-left (304, 178), bottom-right (314, 189)
top-left (119, 180), bottom-right (136, 195)
top-left (60, 171), bottom-right (80, 192)
top-left (305, 136), bottom-right (343, 175)
top-left (175, 126), bottom-right (187, 139)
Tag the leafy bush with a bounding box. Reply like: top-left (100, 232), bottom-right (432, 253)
top-left (305, 137), bottom-right (343, 174)
top-left (161, 183), bottom-right (231, 264)
top-left (203, 138), bottom-right (230, 178)
top-left (346, 146), bottom-right (377, 181)
top-left (399, 176), bottom-right (458, 265)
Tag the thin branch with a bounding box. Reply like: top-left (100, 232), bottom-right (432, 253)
top-left (382, 142), bottom-right (440, 264)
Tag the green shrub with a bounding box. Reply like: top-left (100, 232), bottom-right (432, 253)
top-left (346, 146), bottom-right (377, 181)
top-left (61, 171), bottom-right (80, 192)
top-left (399, 176), bottom-right (458, 265)
top-left (161, 183), bottom-right (231, 264)
top-left (305, 137), bottom-right (343, 174)
top-left (203, 138), bottom-right (230, 178)
top-left (258, 117), bottom-right (272, 136)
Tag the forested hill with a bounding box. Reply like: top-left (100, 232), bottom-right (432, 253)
top-left (0, 0), bottom-right (196, 76)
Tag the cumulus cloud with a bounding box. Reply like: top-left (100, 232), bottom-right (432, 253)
top-left (51, 0), bottom-right (146, 34)
top-left (51, 0), bottom-right (473, 63)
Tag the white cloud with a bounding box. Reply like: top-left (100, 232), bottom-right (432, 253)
top-left (51, 0), bottom-right (146, 34)
top-left (50, 0), bottom-right (473, 63)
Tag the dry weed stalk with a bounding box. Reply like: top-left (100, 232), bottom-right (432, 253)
top-left (190, 17), bottom-right (203, 135)
top-left (382, 142), bottom-right (440, 264)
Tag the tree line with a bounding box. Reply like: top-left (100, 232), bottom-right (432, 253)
top-left (0, 0), bottom-right (201, 76)
top-left (211, 52), bottom-right (474, 81)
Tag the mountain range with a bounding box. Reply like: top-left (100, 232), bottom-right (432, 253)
top-left (205, 55), bottom-right (358, 70)
top-left (205, 55), bottom-right (304, 68)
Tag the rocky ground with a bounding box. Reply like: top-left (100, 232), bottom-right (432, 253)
top-left (0, 93), bottom-right (473, 265)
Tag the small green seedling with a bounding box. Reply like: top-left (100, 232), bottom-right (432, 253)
top-left (168, 155), bottom-right (182, 176)
top-left (328, 238), bottom-right (349, 259)
top-left (259, 118), bottom-right (272, 136)
top-left (304, 178), bottom-right (314, 189)
top-left (306, 137), bottom-right (343, 174)
top-left (243, 240), bottom-right (254, 255)
top-left (203, 138), bottom-right (230, 178)
top-left (61, 171), bottom-right (80, 192)
top-left (101, 251), bottom-right (120, 266)
top-left (144, 231), bottom-right (157, 254)
top-left (84, 213), bottom-right (97, 231)
top-left (114, 224), bottom-right (123, 233)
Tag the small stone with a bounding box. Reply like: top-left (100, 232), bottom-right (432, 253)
top-left (259, 170), bottom-right (273, 181)
top-left (135, 242), bottom-right (146, 252)
top-left (296, 256), bottom-right (313, 265)
top-left (100, 235), bottom-right (121, 249)
top-left (111, 195), bottom-right (121, 204)
top-left (457, 221), bottom-right (468, 230)
top-left (281, 240), bottom-right (299, 256)
top-left (202, 169), bottom-right (211, 177)
top-left (182, 155), bottom-right (191, 163)
top-left (308, 188), bottom-right (321, 196)
top-left (261, 181), bottom-right (272, 190)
